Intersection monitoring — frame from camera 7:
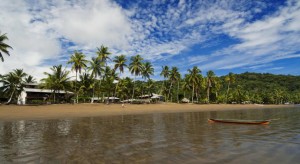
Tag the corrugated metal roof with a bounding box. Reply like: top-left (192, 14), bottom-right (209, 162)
top-left (24, 88), bottom-right (73, 94)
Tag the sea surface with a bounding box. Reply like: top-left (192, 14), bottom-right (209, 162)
top-left (0, 107), bottom-right (300, 163)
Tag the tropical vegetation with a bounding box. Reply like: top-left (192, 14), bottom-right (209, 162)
top-left (0, 32), bottom-right (12, 62)
top-left (1, 45), bottom-right (300, 105)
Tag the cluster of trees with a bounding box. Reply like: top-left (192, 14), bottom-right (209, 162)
top-left (1, 32), bottom-right (300, 104)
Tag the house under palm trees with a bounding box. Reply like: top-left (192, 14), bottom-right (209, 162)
top-left (17, 83), bottom-right (74, 104)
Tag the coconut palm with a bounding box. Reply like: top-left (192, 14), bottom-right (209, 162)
top-left (0, 69), bottom-right (27, 104)
top-left (168, 67), bottom-right (180, 102)
top-left (41, 65), bottom-right (71, 103)
top-left (212, 76), bottom-right (221, 102)
top-left (0, 33), bottom-right (13, 62)
top-left (116, 78), bottom-right (129, 101)
top-left (206, 70), bottom-right (216, 103)
top-left (141, 61), bottom-right (154, 96)
top-left (187, 66), bottom-right (201, 103)
top-left (225, 72), bottom-right (235, 103)
top-left (24, 75), bottom-right (36, 83)
top-left (67, 51), bottom-right (88, 103)
top-left (113, 55), bottom-right (127, 99)
top-left (96, 45), bottom-right (111, 66)
top-left (182, 75), bottom-right (192, 100)
top-left (78, 73), bottom-right (94, 102)
top-left (88, 57), bottom-right (104, 102)
top-left (128, 55), bottom-right (143, 100)
top-left (102, 66), bottom-right (118, 103)
top-left (160, 66), bottom-right (169, 101)
top-left (145, 79), bottom-right (155, 96)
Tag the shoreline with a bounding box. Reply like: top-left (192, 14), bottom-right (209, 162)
top-left (0, 103), bottom-right (296, 121)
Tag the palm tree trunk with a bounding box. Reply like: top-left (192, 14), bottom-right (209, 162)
top-left (132, 75), bottom-right (136, 101)
top-left (192, 84), bottom-right (194, 103)
top-left (160, 80), bottom-right (165, 95)
top-left (226, 82), bottom-right (230, 104)
top-left (168, 82), bottom-right (173, 102)
top-left (177, 81), bottom-right (179, 103)
top-left (98, 78), bottom-right (102, 102)
top-left (75, 71), bottom-right (78, 103)
top-left (113, 73), bottom-right (121, 103)
top-left (91, 84), bottom-right (95, 103)
top-left (54, 91), bottom-right (56, 103)
top-left (207, 87), bottom-right (210, 103)
top-left (5, 88), bottom-right (15, 104)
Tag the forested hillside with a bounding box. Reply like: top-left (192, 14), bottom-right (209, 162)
top-left (213, 72), bottom-right (300, 104)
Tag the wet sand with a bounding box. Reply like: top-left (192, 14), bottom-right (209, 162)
top-left (0, 103), bottom-right (295, 121)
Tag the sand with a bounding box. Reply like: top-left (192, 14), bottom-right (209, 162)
top-left (0, 103), bottom-right (295, 121)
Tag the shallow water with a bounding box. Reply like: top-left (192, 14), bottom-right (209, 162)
top-left (0, 107), bottom-right (300, 163)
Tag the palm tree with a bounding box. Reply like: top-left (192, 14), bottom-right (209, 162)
top-left (225, 72), bottom-right (235, 104)
top-left (160, 66), bottom-right (169, 101)
top-left (145, 79), bottom-right (155, 97)
top-left (141, 61), bottom-right (154, 96)
top-left (187, 66), bottom-right (201, 103)
top-left (102, 66), bottom-right (118, 103)
top-left (128, 55), bottom-right (143, 100)
top-left (0, 69), bottom-right (27, 104)
top-left (88, 57), bottom-right (104, 102)
top-left (78, 73), bottom-right (94, 102)
top-left (116, 78), bottom-right (129, 101)
top-left (182, 75), bottom-right (191, 100)
top-left (41, 65), bottom-right (71, 103)
top-left (0, 32), bottom-right (13, 62)
top-left (113, 55), bottom-right (127, 99)
top-left (24, 75), bottom-right (36, 83)
top-left (206, 70), bottom-right (216, 103)
top-left (67, 51), bottom-right (88, 103)
top-left (168, 67), bottom-right (180, 102)
top-left (96, 45), bottom-right (111, 66)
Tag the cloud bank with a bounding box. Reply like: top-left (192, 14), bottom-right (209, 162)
top-left (0, 0), bottom-right (299, 80)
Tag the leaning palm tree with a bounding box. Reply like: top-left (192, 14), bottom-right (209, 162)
top-left (225, 72), bottom-right (235, 104)
top-left (187, 66), bottom-right (201, 103)
top-left (67, 51), bottom-right (88, 103)
top-left (0, 32), bottom-right (13, 62)
top-left (88, 57), bottom-right (104, 102)
top-left (113, 55), bottom-right (127, 99)
top-left (128, 55), bottom-right (143, 100)
top-left (41, 65), bottom-right (71, 103)
top-left (206, 70), bottom-right (216, 103)
top-left (0, 69), bottom-right (27, 104)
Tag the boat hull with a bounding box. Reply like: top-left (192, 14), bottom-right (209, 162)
top-left (208, 119), bottom-right (270, 125)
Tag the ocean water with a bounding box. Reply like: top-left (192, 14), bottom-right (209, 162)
top-left (0, 107), bottom-right (300, 163)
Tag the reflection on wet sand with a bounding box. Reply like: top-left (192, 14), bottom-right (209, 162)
top-left (0, 108), bottom-right (300, 163)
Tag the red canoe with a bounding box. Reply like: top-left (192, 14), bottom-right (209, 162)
top-left (208, 118), bottom-right (270, 125)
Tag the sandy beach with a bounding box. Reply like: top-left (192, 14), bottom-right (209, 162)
top-left (0, 103), bottom-right (295, 121)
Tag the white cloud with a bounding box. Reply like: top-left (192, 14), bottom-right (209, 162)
top-left (1, 0), bottom-right (299, 80)
top-left (0, 0), bottom-right (61, 79)
top-left (200, 0), bottom-right (300, 71)
top-left (0, 0), bottom-right (133, 80)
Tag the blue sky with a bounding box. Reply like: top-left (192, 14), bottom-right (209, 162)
top-left (1, 0), bottom-right (300, 80)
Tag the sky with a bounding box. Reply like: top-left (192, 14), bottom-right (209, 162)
top-left (1, 0), bottom-right (300, 81)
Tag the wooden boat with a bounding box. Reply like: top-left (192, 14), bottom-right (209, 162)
top-left (208, 118), bottom-right (270, 125)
